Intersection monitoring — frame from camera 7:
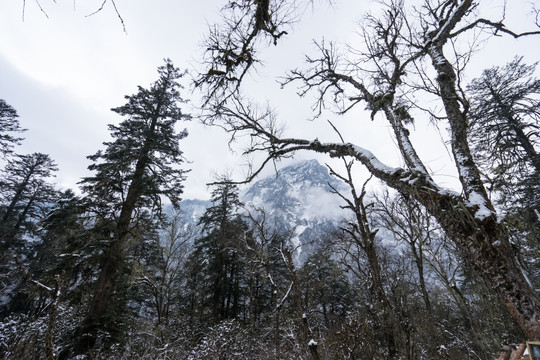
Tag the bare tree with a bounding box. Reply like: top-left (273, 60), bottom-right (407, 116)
top-left (198, 0), bottom-right (540, 339)
top-left (20, 0), bottom-right (125, 31)
top-left (327, 160), bottom-right (399, 357)
top-left (244, 207), bottom-right (318, 359)
top-left (374, 190), bottom-right (433, 314)
top-left (138, 210), bottom-right (197, 328)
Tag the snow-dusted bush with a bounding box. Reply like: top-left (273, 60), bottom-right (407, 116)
top-left (188, 319), bottom-right (263, 360)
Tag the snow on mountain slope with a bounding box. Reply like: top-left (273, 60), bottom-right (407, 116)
top-left (242, 159), bottom-right (346, 218)
top-left (180, 159), bottom-right (348, 263)
top-left (241, 159), bottom-right (347, 262)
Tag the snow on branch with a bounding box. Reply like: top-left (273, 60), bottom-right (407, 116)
top-left (14, 256), bottom-right (56, 293)
top-left (427, 0), bottom-right (474, 46)
top-left (422, 0), bottom-right (493, 207)
top-left (282, 36), bottom-right (430, 175)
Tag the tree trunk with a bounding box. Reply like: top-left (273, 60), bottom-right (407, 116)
top-left (425, 29), bottom-right (540, 339)
top-left (45, 276), bottom-right (61, 360)
top-left (74, 240), bottom-right (124, 353)
top-left (421, 189), bottom-right (540, 340)
top-left (412, 246), bottom-right (432, 313)
top-left (512, 343), bottom-right (527, 360)
top-left (75, 117), bottom-right (159, 353)
top-left (364, 240), bottom-right (397, 358)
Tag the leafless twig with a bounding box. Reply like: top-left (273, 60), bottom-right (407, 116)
top-left (86, 0), bottom-right (126, 33)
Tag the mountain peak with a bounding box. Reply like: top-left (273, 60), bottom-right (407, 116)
top-left (242, 159), bottom-right (346, 219)
top-left (244, 159), bottom-right (342, 198)
top-left (240, 159), bottom-right (346, 263)
top-left (180, 159), bottom-right (347, 263)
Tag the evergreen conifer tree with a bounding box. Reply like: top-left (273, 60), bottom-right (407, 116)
top-left (467, 58), bottom-right (540, 291)
top-left (188, 182), bottom-right (249, 324)
top-left (0, 153), bottom-right (58, 320)
top-left (0, 152), bottom-right (58, 248)
top-left (74, 59), bottom-right (190, 354)
top-left (467, 57), bottom-right (540, 213)
top-left (0, 99), bottom-right (25, 158)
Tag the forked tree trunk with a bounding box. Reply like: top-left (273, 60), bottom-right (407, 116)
top-left (425, 24), bottom-right (540, 338)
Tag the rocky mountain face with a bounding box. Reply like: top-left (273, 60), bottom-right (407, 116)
top-left (180, 159), bottom-right (348, 263)
top-left (241, 159), bottom-right (347, 262)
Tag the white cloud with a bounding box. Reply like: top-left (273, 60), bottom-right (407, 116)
top-left (0, 0), bottom-right (538, 200)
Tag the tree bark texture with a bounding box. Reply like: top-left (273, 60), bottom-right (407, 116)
top-left (426, 15), bottom-right (540, 339)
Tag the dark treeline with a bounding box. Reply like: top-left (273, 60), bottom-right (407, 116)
top-left (0, 57), bottom-right (538, 359)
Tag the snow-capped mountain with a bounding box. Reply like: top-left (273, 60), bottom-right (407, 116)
top-left (242, 159), bottom-right (346, 217)
top-left (180, 159), bottom-right (348, 263)
top-left (241, 159), bottom-right (347, 262)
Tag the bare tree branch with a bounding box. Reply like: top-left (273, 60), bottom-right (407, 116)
top-left (195, 0), bottom-right (300, 106)
top-left (20, 0), bottom-right (126, 32)
top-left (86, 0), bottom-right (126, 33)
top-left (201, 0), bottom-right (540, 339)
top-left (450, 18), bottom-right (540, 39)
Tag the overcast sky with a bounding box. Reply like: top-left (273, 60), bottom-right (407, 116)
top-left (1, 0), bottom-right (539, 200)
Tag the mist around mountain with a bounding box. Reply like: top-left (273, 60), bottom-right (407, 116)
top-left (241, 159), bottom-right (348, 262)
top-left (180, 159), bottom-right (348, 263)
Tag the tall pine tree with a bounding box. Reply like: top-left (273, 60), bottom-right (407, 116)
top-left (0, 99), bottom-right (25, 159)
top-left (188, 182), bottom-right (249, 325)
top-left (467, 57), bottom-right (540, 213)
top-left (467, 58), bottom-right (540, 291)
top-left (75, 59), bottom-right (190, 353)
